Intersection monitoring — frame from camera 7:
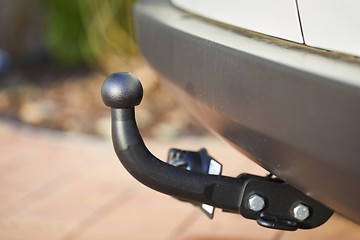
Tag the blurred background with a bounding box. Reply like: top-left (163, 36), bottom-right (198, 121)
top-left (1, 1), bottom-right (359, 239)
top-left (0, 0), bottom-right (203, 139)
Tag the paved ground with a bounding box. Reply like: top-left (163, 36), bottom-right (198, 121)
top-left (0, 120), bottom-right (359, 240)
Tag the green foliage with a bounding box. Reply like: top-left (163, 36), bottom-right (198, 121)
top-left (44, 0), bottom-right (137, 67)
top-left (44, 0), bottom-right (90, 65)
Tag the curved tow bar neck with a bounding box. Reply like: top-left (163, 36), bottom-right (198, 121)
top-left (101, 72), bottom-right (333, 231)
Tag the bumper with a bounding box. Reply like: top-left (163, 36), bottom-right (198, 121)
top-left (134, 0), bottom-right (360, 223)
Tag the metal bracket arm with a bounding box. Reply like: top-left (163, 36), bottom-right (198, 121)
top-left (101, 72), bottom-right (333, 231)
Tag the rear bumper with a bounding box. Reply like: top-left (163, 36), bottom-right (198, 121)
top-left (134, 0), bottom-right (360, 223)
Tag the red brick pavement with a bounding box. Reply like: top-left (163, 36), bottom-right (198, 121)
top-left (0, 121), bottom-right (359, 240)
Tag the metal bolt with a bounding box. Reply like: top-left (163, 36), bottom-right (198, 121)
top-left (248, 194), bottom-right (265, 212)
top-left (293, 203), bottom-right (310, 221)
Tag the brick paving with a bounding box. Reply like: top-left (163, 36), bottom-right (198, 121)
top-left (0, 120), bottom-right (359, 240)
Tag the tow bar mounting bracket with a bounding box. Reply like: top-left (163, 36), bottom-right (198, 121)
top-left (101, 72), bottom-right (333, 231)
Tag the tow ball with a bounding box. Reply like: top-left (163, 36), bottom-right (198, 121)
top-left (101, 72), bottom-right (333, 231)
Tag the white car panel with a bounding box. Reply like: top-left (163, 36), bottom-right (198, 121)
top-left (171, 0), bottom-right (303, 43)
top-left (298, 0), bottom-right (360, 57)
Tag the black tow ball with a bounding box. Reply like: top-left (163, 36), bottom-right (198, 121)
top-left (101, 72), bottom-right (333, 231)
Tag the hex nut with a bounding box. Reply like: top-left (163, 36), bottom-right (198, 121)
top-left (293, 203), bottom-right (310, 221)
top-left (248, 194), bottom-right (265, 212)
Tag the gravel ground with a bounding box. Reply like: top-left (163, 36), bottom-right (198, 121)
top-left (0, 60), bottom-right (205, 139)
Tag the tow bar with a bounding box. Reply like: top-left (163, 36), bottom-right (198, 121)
top-left (101, 72), bottom-right (333, 231)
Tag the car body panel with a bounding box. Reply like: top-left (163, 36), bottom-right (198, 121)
top-left (298, 0), bottom-right (360, 57)
top-left (173, 0), bottom-right (360, 57)
top-left (171, 0), bottom-right (303, 43)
